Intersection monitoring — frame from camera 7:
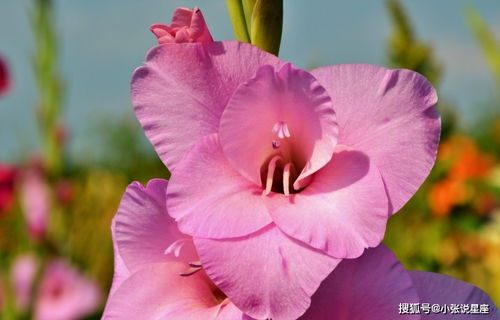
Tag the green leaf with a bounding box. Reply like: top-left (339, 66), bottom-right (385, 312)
top-left (250, 0), bottom-right (283, 56)
top-left (226, 0), bottom-right (250, 42)
top-left (465, 5), bottom-right (500, 87)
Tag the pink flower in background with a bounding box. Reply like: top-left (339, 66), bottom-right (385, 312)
top-left (150, 7), bottom-right (213, 44)
top-left (101, 181), bottom-right (498, 319)
top-left (12, 255), bottom-right (37, 311)
top-left (12, 255), bottom-right (100, 320)
top-left (20, 168), bottom-right (50, 240)
top-left (55, 179), bottom-right (74, 207)
top-left (0, 163), bottom-right (17, 216)
top-left (102, 180), bottom-right (244, 319)
top-left (132, 9), bottom-right (440, 317)
top-left (0, 55), bottom-right (10, 96)
top-left (36, 260), bottom-right (100, 320)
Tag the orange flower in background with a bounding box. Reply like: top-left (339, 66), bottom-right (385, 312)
top-left (429, 135), bottom-right (496, 217)
top-left (439, 135), bottom-right (494, 180)
top-left (429, 178), bottom-right (468, 217)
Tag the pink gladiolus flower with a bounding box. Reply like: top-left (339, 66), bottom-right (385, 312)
top-left (102, 180), bottom-right (499, 319)
top-left (301, 246), bottom-right (499, 319)
top-left (132, 30), bottom-right (440, 319)
top-left (20, 168), bottom-right (50, 240)
top-left (102, 180), bottom-right (244, 319)
top-left (0, 54), bottom-right (10, 95)
top-left (12, 255), bottom-right (100, 320)
top-left (150, 7), bottom-right (213, 44)
top-left (0, 163), bottom-right (17, 216)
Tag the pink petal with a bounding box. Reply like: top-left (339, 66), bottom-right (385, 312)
top-left (300, 245), bottom-right (419, 320)
top-left (167, 134), bottom-right (271, 238)
top-left (194, 224), bottom-right (341, 320)
top-left (132, 41), bottom-right (282, 172)
top-left (149, 24), bottom-right (176, 43)
top-left (102, 262), bottom-right (229, 320)
top-left (409, 271), bottom-right (499, 319)
top-left (188, 8), bottom-right (213, 42)
top-left (219, 63), bottom-right (338, 189)
top-left (114, 179), bottom-right (197, 273)
top-left (106, 219), bottom-right (130, 303)
top-left (174, 28), bottom-right (190, 43)
top-left (267, 146), bottom-right (388, 258)
top-left (150, 7), bottom-right (213, 44)
top-left (169, 7), bottom-right (194, 29)
top-left (311, 64), bottom-right (440, 214)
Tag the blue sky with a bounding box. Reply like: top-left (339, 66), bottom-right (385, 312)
top-left (0, 0), bottom-right (499, 161)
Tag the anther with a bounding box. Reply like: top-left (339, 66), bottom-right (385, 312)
top-left (180, 266), bottom-right (202, 277)
top-left (188, 261), bottom-right (202, 268)
top-left (272, 140), bottom-right (280, 149)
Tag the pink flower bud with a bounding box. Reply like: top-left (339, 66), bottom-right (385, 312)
top-left (0, 163), bottom-right (17, 216)
top-left (150, 7), bottom-right (213, 44)
top-left (0, 55), bottom-right (10, 96)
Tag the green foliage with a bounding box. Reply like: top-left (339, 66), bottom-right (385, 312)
top-left (226, 0), bottom-right (283, 56)
top-left (465, 6), bottom-right (500, 88)
top-left (226, 0), bottom-right (250, 42)
top-left (83, 115), bottom-right (169, 183)
top-left (29, 0), bottom-right (65, 177)
top-left (386, 0), bottom-right (442, 86)
top-left (250, 0), bottom-right (283, 56)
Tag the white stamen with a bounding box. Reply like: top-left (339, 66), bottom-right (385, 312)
top-left (263, 155), bottom-right (283, 196)
top-left (164, 238), bottom-right (190, 257)
top-left (272, 121), bottom-right (291, 139)
top-left (282, 122), bottom-right (290, 138)
top-left (283, 162), bottom-right (293, 196)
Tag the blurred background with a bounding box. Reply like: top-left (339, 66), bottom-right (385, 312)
top-left (0, 0), bottom-right (499, 318)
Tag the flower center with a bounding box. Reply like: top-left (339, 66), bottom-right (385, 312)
top-left (261, 121), bottom-right (300, 196)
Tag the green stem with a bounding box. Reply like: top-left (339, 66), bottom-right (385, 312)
top-left (465, 5), bottom-right (500, 88)
top-left (30, 0), bottom-right (65, 177)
